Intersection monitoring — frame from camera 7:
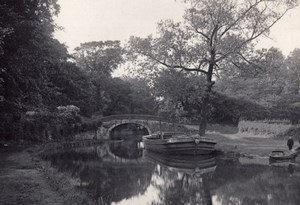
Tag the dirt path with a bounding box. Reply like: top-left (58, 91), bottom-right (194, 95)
top-left (186, 124), bottom-right (292, 156)
top-left (0, 148), bottom-right (66, 205)
top-left (206, 132), bottom-right (290, 156)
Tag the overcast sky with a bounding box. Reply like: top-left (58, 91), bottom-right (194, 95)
top-left (54, 0), bottom-right (300, 56)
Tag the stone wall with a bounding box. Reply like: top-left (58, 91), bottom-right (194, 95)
top-left (97, 119), bottom-right (189, 140)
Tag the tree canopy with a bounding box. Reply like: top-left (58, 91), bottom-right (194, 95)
top-left (127, 0), bottom-right (299, 135)
top-left (73, 41), bottom-right (124, 76)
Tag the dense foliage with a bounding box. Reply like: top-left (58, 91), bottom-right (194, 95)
top-left (152, 48), bottom-right (300, 125)
top-left (1, 0), bottom-right (300, 142)
top-left (0, 1), bottom-right (157, 142)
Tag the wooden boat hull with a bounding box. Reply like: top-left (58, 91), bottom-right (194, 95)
top-left (143, 150), bottom-right (217, 171)
top-left (269, 150), bottom-right (297, 162)
top-left (269, 155), bottom-right (297, 162)
top-left (142, 134), bottom-right (216, 155)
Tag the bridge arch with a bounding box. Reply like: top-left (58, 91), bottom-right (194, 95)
top-left (97, 114), bottom-right (188, 140)
top-left (107, 122), bottom-right (152, 139)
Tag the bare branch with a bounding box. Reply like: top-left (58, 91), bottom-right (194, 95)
top-left (210, 24), bottom-right (219, 47)
top-left (232, 52), bottom-right (265, 77)
top-left (150, 55), bottom-right (208, 74)
top-left (195, 28), bottom-right (210, 40)
top-left (216, 6), bottom-right (292, 64)
top-left (220, 0), bottom-right (264, 37)
top-left (213, 64), bottom-right (222, 80)
top-left (215, 51), bottom-right (236, 63)
top-left (190, 8), bottom-right (210, 40)
top-left (248, 8), bottom-right (290, 41)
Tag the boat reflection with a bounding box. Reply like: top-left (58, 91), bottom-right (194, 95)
top-left (143, 151), bottom-right (216, 205)
top-left (144, 150), bottom-right (216, 176)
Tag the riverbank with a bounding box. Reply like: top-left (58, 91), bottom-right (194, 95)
top-left (0, 145), bottom-right (93, 205)
top-left (187, 124), bottom-right (293, 156)
top-left (208, 132), bottom-right (289, 156)
top-left (0, 130), bottom-right (297, 205)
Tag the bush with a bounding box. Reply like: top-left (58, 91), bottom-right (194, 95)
top-left (14, 105), bottom-right (102, 142)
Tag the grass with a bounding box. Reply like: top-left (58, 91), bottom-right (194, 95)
top-left (0, 145), bottom-right (94, 205)
top-left (238, 120), bottom-right (292, 137)
top-left (185, 123), bottom-right (292, 156)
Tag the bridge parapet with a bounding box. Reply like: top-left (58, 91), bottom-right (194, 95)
top-left (100, 114), bottom-right (162, 122)
top-left (97, 114), bottom-right (188, 139)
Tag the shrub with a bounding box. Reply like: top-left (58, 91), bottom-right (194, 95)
top-left (2, 105), bottom-right (102, 142)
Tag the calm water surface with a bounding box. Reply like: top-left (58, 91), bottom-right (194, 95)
top-left (43, 135), bottom-right (300, 205)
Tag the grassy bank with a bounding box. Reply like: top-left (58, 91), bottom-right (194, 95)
top-left (185, 123), bottom-right (294, 156)
top-left (0, 145), bottom-right (94, 205)
top-left (208, 132), bottom-right (288, 156)
top-left (238, 120), bottom-right (300, 140)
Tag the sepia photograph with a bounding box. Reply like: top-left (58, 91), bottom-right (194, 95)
top-left (1, 0), bottom-right (300, 204)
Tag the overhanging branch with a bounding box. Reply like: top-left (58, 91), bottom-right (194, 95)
top-left (148, 54), bottom-right (208, 75)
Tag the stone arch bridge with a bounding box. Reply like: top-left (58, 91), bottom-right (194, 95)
top-left (97, 114), bottom-right (188, 140)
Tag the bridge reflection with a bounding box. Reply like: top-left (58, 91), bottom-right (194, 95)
top-left (43, 139), bottom-right (155, 205)
top-left (42, 139), bottom-right (300, 205)
top-left (110, 123), bottom-right (149, 140)
top-left (109, 139), bottom-right (144, 159)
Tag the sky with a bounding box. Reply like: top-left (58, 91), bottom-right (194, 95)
top-left (54, 0), bottom-right (185, 50)
top-left (54, 0), bottom-right (300, 58)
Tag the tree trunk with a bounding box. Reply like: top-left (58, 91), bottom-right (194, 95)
top-left (199, 93), bottom-right (209, 136)
top-left (198, 62), bottom-right (214, 136)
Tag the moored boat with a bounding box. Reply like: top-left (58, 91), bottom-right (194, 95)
top-left (269, 150), bottom-right (297, 162)
top-left (142, 132), bottom-right (217, 155)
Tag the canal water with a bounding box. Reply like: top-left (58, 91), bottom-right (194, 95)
top-left (43, 134), bottom-right (300, 205)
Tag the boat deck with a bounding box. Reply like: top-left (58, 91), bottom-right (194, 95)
top-left (143, 133), bottom-right (217, 155)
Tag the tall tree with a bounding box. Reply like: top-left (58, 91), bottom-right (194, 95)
top-left (153, 69), bottom-right (205, 121)
top-left (101, 77), bottom-right (132, 115)
top-left (0, 0), bottom-right (65, 112)
top-left (48, 62), bottom-right (95, 115)
top-left (73, 41), bottom-right (123, 76)
top-left (0, 0), bottom-right (79, 141)
top-left (73, 41), bottom-right (124, 114)
top-left (124, 77), bottom-right (158, 115)
top-left (128, 0), bottom-right (299, 135)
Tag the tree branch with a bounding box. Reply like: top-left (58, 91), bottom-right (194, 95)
top-left (220, 0), bottom-right (264, 37)
top-left (195, 28), bottom-right (210, 40)
top-left (149, 54), bottom-right (208, 75)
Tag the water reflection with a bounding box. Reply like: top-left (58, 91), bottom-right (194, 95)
top-left (43, 137), bottom-right (300, 205)
top-left (143, 151), bottom-right (216, 205)
top-left (110, 124), bottom-right (149, 140)
top-left (44, 138), bottom-right (154, 205)
top-left (212, 156), bottom-right (300, 205)
top-left (109, 140), bottom-right (143, 159)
